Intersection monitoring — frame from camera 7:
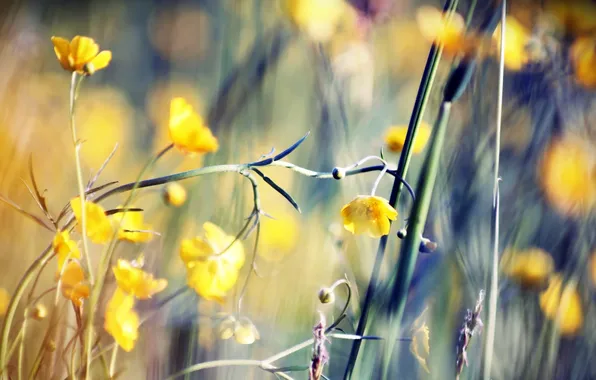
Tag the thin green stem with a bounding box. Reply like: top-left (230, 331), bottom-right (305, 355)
top-left (108, 346), bottom-right (118, 378)
top-left (17, 312), bottom-right (27, 380)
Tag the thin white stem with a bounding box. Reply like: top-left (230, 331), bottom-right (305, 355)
top-left (370, 166), bottom-right (389, 196)
top-left (484, 2), bottom-right (506, 380)
top-left (109, 345), bottom-right (118, 378)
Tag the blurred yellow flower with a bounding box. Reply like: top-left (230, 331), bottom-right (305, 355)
top-left (51, 36), bottom-right (112, 75)
top-left (70, 197), bottom-right (114, 244)
top-left (0, 288), bottom-right (10, 316)
top-left (180, 222), bottom-right (245, 302)
top-left (218, 315), bottom-right (260, 345)
top-left (416, 6), bottom-right (475, 58)
top-left (546, 2), bottom-right (596, 37)
top-left (52, 230), bottom-right (80, 273)
top-left (169, 97), bottom-right (218, 155)
top-left (258, 211), bottom-right (299, 262)
top-left (570, 35), bottom-right (596, 89)
top-left (539, 135), bottom-right (596, 216)
top-left (539, 274), bottom-right (583, 336)
top-left (500, 247), bottom-right (554, 288)
top-left (163, 182), bottom-right (187, 207)
top-left (493, 16), bottom-right (531, 71)
top-left (112, 258), bottom-right (168, 300)
top-left (384, 122), bottom-right (431, 154)
top-left (104, 288), bottom-right (139, 352)
top-left (285, 0), bottom-right (347, 42)
top-left (340, 195), bottom-right (398, 238)
top-left (112, 207), bottom-right (153, 243)
top-left (59, 261), bottom-right (90, 307)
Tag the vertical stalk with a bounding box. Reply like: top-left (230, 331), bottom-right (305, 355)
top-left (381, 102), bottom-right (453, 377)
top-left (342, 1), bottom-right (459, 377)
top-left (483, 2), bottom-right (506, 377)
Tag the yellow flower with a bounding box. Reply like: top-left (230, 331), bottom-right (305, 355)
top-left (539, 135), bottom-right (596, 216)
top-left (384, 122), bottom-right (432, 154)
top-left (112, 258), bottom-right (168, 300)
top-left (500, 247), bottom-right (554, 288)
top-left (340, 196), bottom-right (398, 238)
top-left (51, 36), bottom-right (112, 75)
top-left (169, 97), bottom-right (218, 155)
top-left (186, 259), bottom-right (240, 303)
top-left (218, 315), bottom-right (260, 345)
top-left (59, 261), bottom-right (90, 307)
top-left (52, 230), bottom-right (80, 273)
top-left (492, 16), bottom-right (531, 71)
top-left (163, 182), bottom-right (187, 207)
top-left (0, 288), bottom-right (10, 316)
top-left (104, 288), bottom-right (139, 352)
top-left (70, 197), bottom-right (114, 244)
top-left (570, 35), bottom-right (596, 89)
top-left (112, 207), bottom-right (153, 243)
top-left (416, 6), bottom-right (477, 58)
top-left (285, 0), bottom-right (347, 42)
top-left (258, 211), bottom-right (299, 262)
top-left (539, 275), bottom-right (583, 336)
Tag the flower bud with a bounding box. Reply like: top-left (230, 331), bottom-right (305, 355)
top-left (397, 228), bottom-right (407, 239)
top-left (332, 167), bottom-right (345, 180)
top-left (163, 182), bottom-right (187, 207)
top-left (318, 287), bottom-right (335, 304)
top-left (419, 237), bottom-right (438, 253)
top-left (30, 303), bottom-right (48, 321)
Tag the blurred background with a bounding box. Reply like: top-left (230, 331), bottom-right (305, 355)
top-left (0, 0), bottom-right (595, 379)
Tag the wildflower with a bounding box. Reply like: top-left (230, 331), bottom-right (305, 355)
top-left (30, 304), bottom-right (48, 321)
top-left (169, 97), bottom-right (218, 155)
top-left (500, 247), bottom-right (554, 288)
top-left (112, 207), bottom-right (153, 243)
top-left (539, 135), bottom-right (596, 216)
top-left (570, 35), bottom-right (596, 89)
top-left (59, 261), bottom-right (90, 307)
top-left (50, 36), bottom-right (112, 75)
top-left (52, 230), bottom-right (80, 272)
top-left (384, 122), bottom-right (431, 154)
top-left (163, 182), bottom-right (187, 207)
top-left (218, 316), bottom-right (260, 345)
top-left (0, 288), bottom-right (10, 316)
top-left (70, 197), bottom-right (113, 244)
top-left (416, 6), bottom-right (474, 58)
top-left (539, 274), bottom-right (583, 336)
top-left (258, 211), bottom-right (299, 262)
top-left (340, 195), bottom-right (398, 238)
top-left (318, 287), bottom-right (335, 304)
top-left (112, 258), bottom-right (168, 300)
top-left (285, 0), bottom-right (347, 42)
top-left (492, 16), bottom-right (532, 71)
top-left (180, 222), bottom-right (245, 302)
top-left (104, 288), bottom-right (139, 352)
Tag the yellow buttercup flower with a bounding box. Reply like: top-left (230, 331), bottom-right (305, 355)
top-left (51, 36), bottom-right (112, 75)
top-left (169, 97), bottom-right (219, 155)
top-left (500, 247), bottom-right (554, 288)
top-left (218, 315), bottom-right (260, 345)
top-left (384, 122), bottom-right (432, 154)
top-left (340, 196), bottom-right (398, 238)
top-left (112, 207), bottom-right (153, 243)
top-left (52, 230), bottom-right (80, 273)
top-left (570, 35), bottom-right (596, 89)
top-left (0, 288), bottom-right (10, 316)
top-left (112, 259), bottom-right (168, 300)
top-left (163, 182), bottom-right (187, 207)
top-left (104, 288), bottom-right (139, 352)
top-left (70, 197), bottom-right (114, 244)
top-left (59, 261), bottom-right (90, 307)
top-left (493, 16), bottom-right (532, 71)
top-left (285, 0), bottom-right (347, 42)
top-left (186, 259), bottom-right (240, 303)
top-left (539, 274), bottom-right (583, 336)
top-left (416, 6), bottom-right (478, 58)
top-left (539, 135), bottom-right (596, 216)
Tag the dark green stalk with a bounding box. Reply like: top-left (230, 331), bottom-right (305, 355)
top-left (342, 0), bottom-right (459, 376)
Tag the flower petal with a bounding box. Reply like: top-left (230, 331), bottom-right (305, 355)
top-left (87, 50), bottom-right (112, 73)
top-left (70, 36), bottom-right (99, 70)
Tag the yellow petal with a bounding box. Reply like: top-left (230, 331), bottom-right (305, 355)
top-left (70, 36), bottom-right (99, 70)
top-left (416, 6), bottom-right (467, 56)
top-left (51, 36), bottom-right (72, 70)
top-left (87, 50), bottom-right (112, 74)
top-left (104, 288), bottom-right (139, 352)
top-left (60, 261), bottom-right (90, 307)
top-left (340, 196), bottom-right (398, 237)
top-left (70, 197), bottom-right (114, 244)
top-left (112, 259), bottom-right (168, 299)
top-left (385, 122), bottom-right (431, 154)
top-left (539, 275), bottom-right (583, 336)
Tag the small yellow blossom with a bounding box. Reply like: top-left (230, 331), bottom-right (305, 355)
top-left (493, 16), bottom-right (532, 71)
top-left (285, 0), bottom-right (347, 42)
top-left (59, 261), bottom-right (90, 307)
top-left (70, 197), bottom-right (114, 244)
top-left (112, 207), bottom-right (153, 243)
top-left (30, 304), bottom-right (48, 321)
top-left (163, 182), bottom-right (188, 207)
top-left (539, 135), bottom-right (596, 216)
top-left (218, 315), bottom-right (260, 345)
top-left (0, 288), bottom-right (10, 316)
top-left (104, 288), bottom-right (139, 352)
top-left (169, 97), bottom-right (218, 155)
top-left (180, 222), bottom-right (245, 270)
top-left (112, 259), bottom-right (168, 300)
top-left (416, 6), bottom-right (476, 58)
top-left (500, 247), bottom-right (554, 288)
top-left (570, 35), bottom-right (596, 89)
top-left (186, 259), bottom-right (240, 303)
top-left (384, 122), bottom-right (431, 154)
top-left (539, 275), bottom-right (583, 336)
top-left (51, 36), bottom-right (112, 75)
top-left (341, 196), bottom-right (398, 238)
top-left (52, 230), bottom-right (80, 273)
